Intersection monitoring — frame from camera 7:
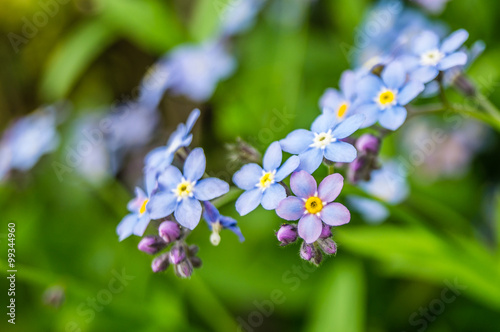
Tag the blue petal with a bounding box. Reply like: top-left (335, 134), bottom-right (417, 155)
top-left (331, 114), bottom-right (364, 139)
top-left (379, 106), bottom-right (407, 130)
top-left (398, 54), bottom-right (420, 71)
top-left (133, 213), bottom-right (152, 236)
top-left (355, 104), bottom-right (380, 128)
top-left (144, 146), bottom-right (168, 170)
top-left (410, 66), bottom-right (439, 84)
top-left (261, 183), bottom-right (286, 210)
top-left (319, 88), bottom-right (343, 110)
top-left (413, 30), bottom-right (440, 54)
top-left (263, 141), bottom-right (282, 172)
top-left (116, 214), bottom-right (139, 241)
top-left (235, 188), bottom-right (263, 216)
top-left (437, 52), bottom-right (467, 71)
top-left (202, 201), bottom-right (220, 224)
top-left (357, 75), bottom-right (384, 102)
top-left (220, 216), bottom-right (245, 242)
top-left (186, 108), bottom-right (201, 133)
top-left (347, 195), bottom-right (389, 224)
top-left (127, 187), bottom-right (147, 212)
top-left (382, 61), bottom-right (406, 89)
top-left (298, 214), bottom-right (322, 244)
top-left (157, 166), bottom-right (183, 190)
top-left (324, 142), bottom-right (357, 163)
top-left (297, 148), bottom-right (324, 174)
top-left (440, 29), bottom-right (469, 54)
top-left (148, 192), bottom-right (177, 219)
top-left (290, 170), bottom-right (317, 198)
top-left (398, 81), bottom-right (425, 105)
top-left (280, 129), bottom-right (314, 154)
top-left (276, 196), bottom-right (305, 220)
top-left (320, 203), bottom-right (350, 226)
top-left (194, 178), bottom-right (229, 201)
top-left (275, 155), bottom-right (300, 181)
top-left (233, 163), bottom-right (262, 190)
top-left (184, 148), bottom-right (206, 181)
top-left (175, 197), bottom-right (202, 229)
top-left (340, 69), bottom-right (356, 100)
top-left (144, 169), bottom-right (158, 196)
top-left (311, 112), bottom-right (337, 133)
top-left (318, 173), bottom-right (344, 203)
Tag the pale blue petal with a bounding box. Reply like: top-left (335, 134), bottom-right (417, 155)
top-left (398, 81), bottom-right (425, 105)
top-left (184, 148), bottom-right (206, 181)
top-left (157, 166), bottom-right (183, 190)
top-left (127, 187), bottom-right (147, 212)
top-left (320, 203), bottom-right (351, 226)
top-left (186, 108), bottom-right (201, 133)
top-left (437, 52), bottom-right (467, 71)
top-left (357, 75), bottom-right (384, 102)
top-left (382, 61), bottom-right (406, 89)
top-left (116, 214), bottom-right (138, 241)
top-left (235, 188), bottom-right (263, 216)
top-left (355, 104), bottom-right (380, 128)
top-left (202, 201), bottom-right (219, 224)
top-left (175, 197), bottom-right (202, 229)
top-left (324, 142), bottom-right (357, 163)
top-left (331, 114), bottom-right (364, 139)
top-left (280, 129), bottom-right (314, 154)
top-left (233, 163), bottom-right (262, 190)
top-left (263, 141), bottom-right (282, 172)
top-left (398, 54), bottom-right (420, 71)
top-left (347, 195), bottom-right (389, 224)
top-left (410, 66), bottom-right (439, 84)
top-left (379, 106), bottom-right (407, 130)
top-left (311, 112), bottom-right (337, 133)
top-left (318, 173), bottom-right (344, 203)
top-left (194, 178), bottom-right (229, 201)
top-left (148, 192), bottom-right (177, 219)
top-left (297, 148), bottom-right (324, 174)
top-left (298, 214), bottom-right (322, 244)
top-left (275, 155), bottom-right (300, 181)
top-left (319, 88), bottom-right (343, 110)
top-left (413, 30), bottom-right (440, 54)
top-left (340, 69), bottom-right (356, 100)
top-left (144, 169), bottom-right (158, 196)
top-left (290, 170), bottom-right (317, 198)
top-left (133, 213), bottom-right (152, 237)
top-left (276, 196), bottom-right (305, 220)
top-left (261, 183), bottom-right (286, 210)
top-left (440, 29), bottom-right (469, 54)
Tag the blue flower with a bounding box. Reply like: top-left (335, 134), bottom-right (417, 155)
top-left (356, 61), bottom-right (424, 130)
top-left (148, 148), bottom-right (229, 229)
top-left (144, 109), bottom-right (200, 189)
top-left (0, 106), bottom-right (59, 178)
top-left (280, 114), bottom-right (365, 174)
top-left (233, 141), bottom-right (300, 216)
top-left (116, 176), bottom-right (156, 241)
top-left (203, 201), bottom-right (244, 245)
top-left (138, 58), bottom-right (173, 109)
top-left (319, 70), bottom-right (360, 121)
top-left (402, 29), bottom-right (469, 84)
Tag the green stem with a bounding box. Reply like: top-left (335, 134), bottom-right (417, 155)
top-left (476, 93), bottom-right (500, 123)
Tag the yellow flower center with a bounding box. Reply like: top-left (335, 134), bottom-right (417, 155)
top-left (257, 171), bottom-right (275, 190)
top-left (305, 196), bottom-right (323, 215)
top-left (379, 91), bottom-right (395, 105)
top-left (337, 102), bottom-right (348, 118)
top-left (139, 199), bottom-right (149, 215)
top-left (174, 179), bottom-right (195, 200)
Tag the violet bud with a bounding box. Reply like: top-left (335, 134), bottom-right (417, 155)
top-left (188, 244), bottom-right (199, 256)
top-left (174, 260), bottom-right (193, 279)
top-left (138, 236), bottom-right (167, 255)
top-left (169, 244), bottom-right (186, 264)
top-left (151, 253), bottom-right (170, 273)
top-left (355, 134), bottom-right (380, 154)
top-left (158, 221), bottom-right (181, 243)
top-left (300, 242), bottom-right (322, 265)
top-left (317, 238), bottom-right (337, 255)
top-left (276, 224), bottom-right (298, 246)
top-left (190, 256), bottom-right (202, 269)
top-left (320, 224), bottom-right (332, 239)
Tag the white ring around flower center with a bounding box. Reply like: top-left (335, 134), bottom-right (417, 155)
top-left (310, 130), bottom-right (336, 149)
top-left (172, 178), bottom-right (196, 201)
top-left (420, 49), bottom-right (445, 66)
top-left (256, 170), bottom-right (276, 191)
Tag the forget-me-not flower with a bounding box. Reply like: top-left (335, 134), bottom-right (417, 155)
top-left (233, 141), bottom-right (300, 216)
top-left (276, 171), bottom-right (350, 244)
top-left (280, 113), bottom-right (365, 174)
top-left (319, 70), bottom-right (360, 122)
top-left (356, 61), bottom-right (424, 130)
top-left (203, 201), bottom-right (244, 246)
top-left (148, 148), bottom-right (229, 229)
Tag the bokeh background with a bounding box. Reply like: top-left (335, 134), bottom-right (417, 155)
top-left (1, 0), bottom-right (500, 331)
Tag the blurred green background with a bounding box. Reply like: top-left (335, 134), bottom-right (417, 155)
top-left (1, 0), bottom-right (500, 331)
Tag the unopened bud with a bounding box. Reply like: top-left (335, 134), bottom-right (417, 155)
top-left (300, 242), bottom-right (322, 265)
top-left (151, 253), bottom-right (170, 273)
top-left (355, 134), bottom-right (380, 154)
top-left (317, 238), bottom-right (337, 255)
top-left (158, 221), bottom-right (181, 243)
top-left (169, 244), bottom-right (186, 264)
top-left (276, 224), bottom-right (298, 246)
top-left (190, 256), bottom-right (203, 269)
top-left (320, 224), bottom-right (332, 239)
top-left (138, 235), bottom-right (167, 255)
top-left (174, 260), bottom-right (193, 278)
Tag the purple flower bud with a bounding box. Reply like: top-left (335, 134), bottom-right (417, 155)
top-left (300, 242), bottom-right (322, 265)
top-left (174, 260), bottom-right (193, 278)
top-left (158, 221), bottom-right (181, 243)
top-left (151, 253), bottom-right (170, 273)
top-left (355, 134), bottom-right (380, 154)
top-left (190, 256), bottom-right (202, 269)
top-left (169, 245), bottom-right (186, 264)
top-left (188, 244), bottom-right (199, 256)
top-left (320, 224), bottom-right (332, 239)
top-left (138, 236), bottom-right (167, 255)
top-left (317, 238), bottom-right (337, 255)
top-left (276, 224), bottom-right (298, 246)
